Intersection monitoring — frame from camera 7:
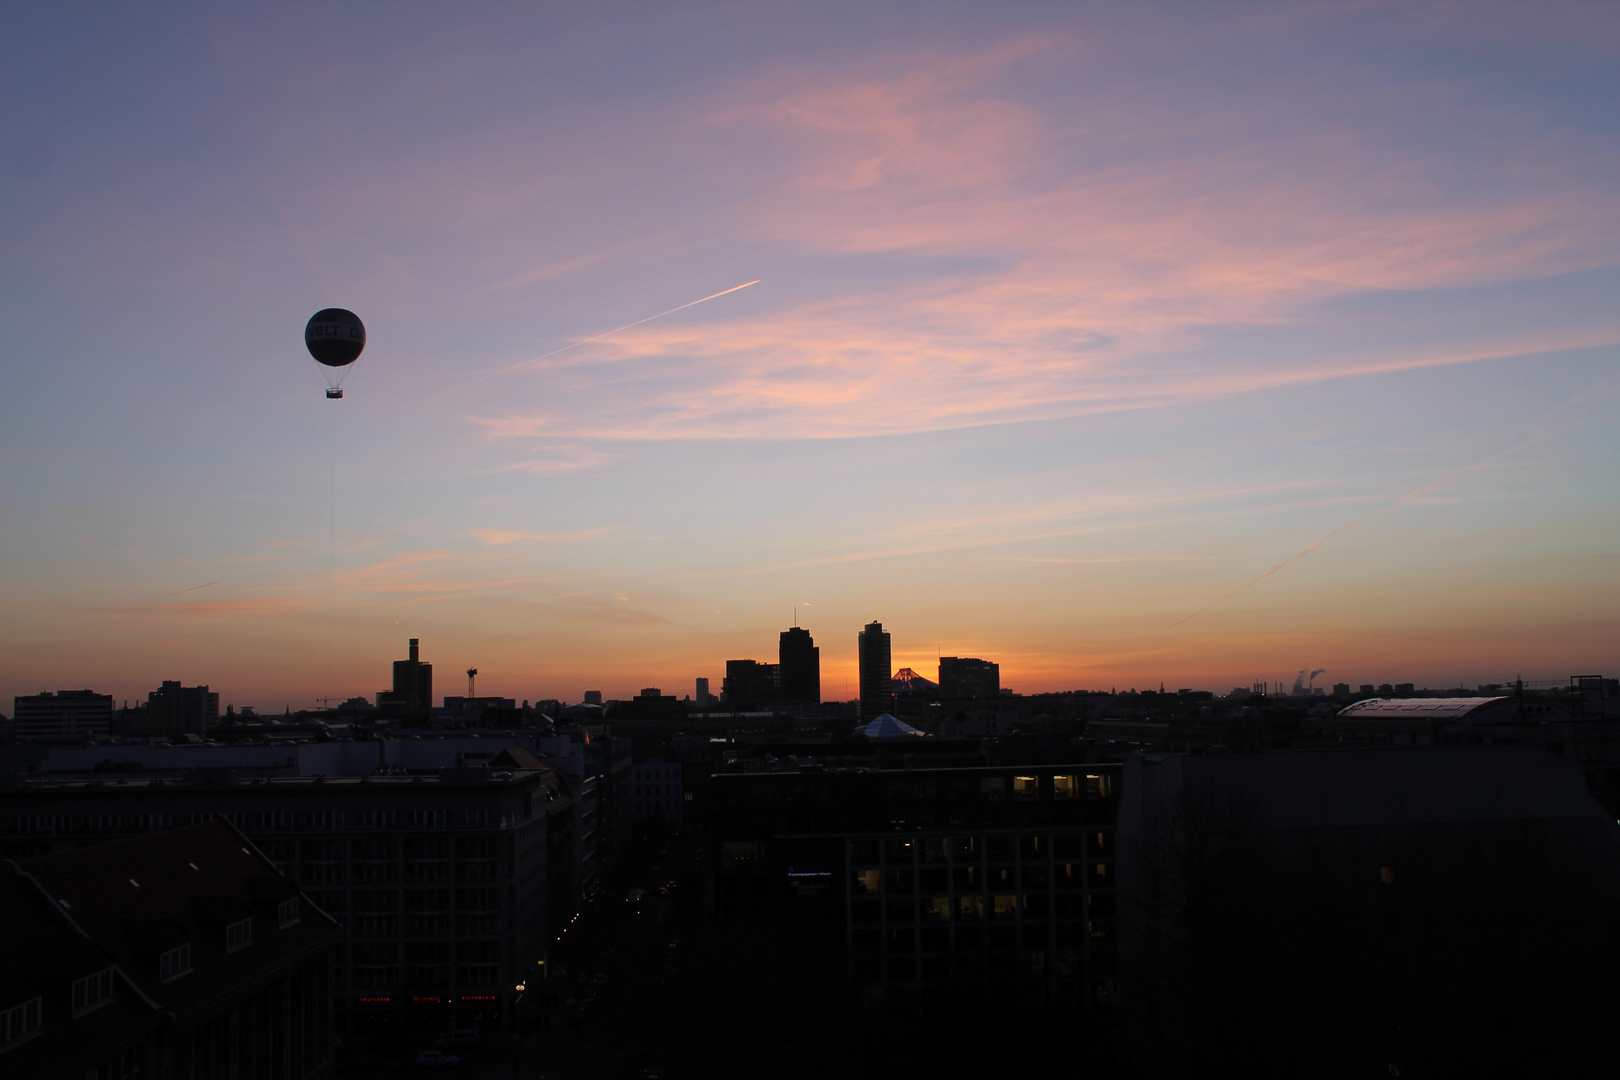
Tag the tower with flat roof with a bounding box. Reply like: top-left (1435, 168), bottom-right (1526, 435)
top-left (779, 626), bottom-right (821, 704)
top-left (857, 621), bottom-right (893, 721)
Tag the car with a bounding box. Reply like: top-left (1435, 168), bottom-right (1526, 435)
top-left (415, 1049), bottom-right (460, 1069)
top-left (433, 1029), bottom-right (480, 1049)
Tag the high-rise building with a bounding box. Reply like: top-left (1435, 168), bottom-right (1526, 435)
top-left (147, 681), bottom-right (219, 737)
top-left (695, 677), bottom-right (712, 706)
top-left (10, 689), bottom-right (113, 742)
top-left (857, 621), bottom-right (893, 721)
top-left (779, 626), bottom-right (821, 704)
top-left (723, 660), bottom-right (777, 710)
top-left (938, 656), bottom-right (1000, 699)
top-left (377, 638), bottom-right (433, 717)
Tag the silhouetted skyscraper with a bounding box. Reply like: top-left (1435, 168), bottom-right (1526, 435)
top-left (779, 626), bottom-right (820, 704)
top-left (857, 621), bottom-right (893, 721)
top-left (939, 656), bottom-right (1000, 699)
top-left (377, 637), bottom-right (433, 717)
top-left (723, 659), bottom-right (777, 710)
top-left (146, 681), bottom-right (219, 737)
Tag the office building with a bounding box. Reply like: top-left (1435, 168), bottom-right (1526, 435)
top-left (1116, 746), bottom-right (1620, 1076)
top-left (11, 689), bottom-right (113, 742)
top-left (1, 821), bottom-right (341, 1080)
top-left (631, 759), bottom-right (683, 822)
top-left (939, 658), bottom-right (1000, 700)
top-left (146, 682), bottom-right (219, 739)
top-left (723, 659), bottom-right (778, 710)
top-left (695, 678), bottom-right (712, 707)
top-left (779, 626), bottom-right (821, 704)
top-left (376, 638), bottom-right (433, 719)
top-left (857, 621), bottom-right (893, 721)
top-left (0, 763), bottom-right (566, 1033)
top-left (713, 763), bottom-right (1121, 1008)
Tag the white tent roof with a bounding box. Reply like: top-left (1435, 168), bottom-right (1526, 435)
top-left (859, 713), bottom-right (928, 739)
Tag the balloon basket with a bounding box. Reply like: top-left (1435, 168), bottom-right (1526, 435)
top-left (326, 388), bottom-right (344, 399)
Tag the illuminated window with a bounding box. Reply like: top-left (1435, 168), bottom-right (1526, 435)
top-left (992, 894), bottom-right (1018, 919)
top-left (1052, 775), bottom-right (1078, 800)
top-left (923, 898), bottom-right (950, 922)
top-left (921, 837), bottom-right (948, 863)
top-left (852, 869), bottom-right (880, 894)
top-left (722, 842), bottom-right (758, 865)
top-left (958, 896), bottom-right (984, 921)
top-left (1013, 776), bottom-right (1040, 801)
top-left (226, 917), bottom-right (253, 953)
top-left (0, 996), bottom-right (41, 1049)
top-left (1086, 773), bottom-right (1114, 799)
top-left (159, 943), bottom-right (191, 983)
top-left (72, 967), bottom-right (115, 1016)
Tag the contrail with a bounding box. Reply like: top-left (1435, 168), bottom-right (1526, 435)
top-left (390, 279), bottom-right (761, 415)
top-left (150, 581), bottom-right (220, 602)
top-left (1166, 376), bottom-right (1619, 631)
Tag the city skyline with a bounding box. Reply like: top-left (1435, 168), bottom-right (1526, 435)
top-left (2, 4), bottom-right (1618, 709)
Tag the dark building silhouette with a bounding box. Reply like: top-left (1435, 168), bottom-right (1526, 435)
top-left (2, 821), bottom-right (341, 1079)
top-left (376, 638), bottom-right (432, 718)
top-left (712, 762), bottom-right (1121, 1007)
top-left (11, 689), bottom-right (113, 742)
top-left (0, 763), bottom-right (566, 1033)
top-left (939, 656), bottom-right (1000, 699)
top-left (779, 626), bottom-right (821, 704)
top-left (1117, 746), bottom-right (1620, 1078)
top-left (857, 621), bottom-right (893, 721)
top-left (723, 659), bottom-right (777, 710)
top-left (146, 682), bottom-right (218, 738)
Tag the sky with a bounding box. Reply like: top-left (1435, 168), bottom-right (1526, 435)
top-left (1, 2), bottom-right (1617, 710)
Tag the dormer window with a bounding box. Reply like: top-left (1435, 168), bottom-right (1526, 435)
top-left (225, 917), bottom-right (253, 953)
top-left (71, 967), bottom-right (115, 1016)
top-left (278, 897), bottom-right (300, 928)
top-left (0, 996), bottom-right (42, 1052)
top-left (159, 943), bottom-right (192, 983)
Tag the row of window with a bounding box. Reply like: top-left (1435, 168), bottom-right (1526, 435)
top-left (854, 921), bottom-right (1115, 952)
top-left (299, 863), bottom-right (499, 885)
top-left (0, 809), bottom-right (518, 837)
top-left (855, 892), bottom-right (1115, 923)
top-left (0, 997), bottom-right (41, 1051)
top-left (71, 968), bottom-right (115, 1017)
top-left (850, 831), bottom-right (1111, 865)
top-left (853, 862), bottom-right (1110, 894)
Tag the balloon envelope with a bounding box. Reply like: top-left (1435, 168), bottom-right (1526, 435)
top-left (305, 308), bottom-right (366, 368)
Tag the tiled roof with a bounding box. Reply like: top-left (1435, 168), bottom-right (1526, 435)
top-left (19, 821), bottom-right (341, 1028)
top-left (0, 868), bottom-right (165, 1078)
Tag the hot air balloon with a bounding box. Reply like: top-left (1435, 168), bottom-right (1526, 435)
top-left (305, 308), bottom-right (366, 399)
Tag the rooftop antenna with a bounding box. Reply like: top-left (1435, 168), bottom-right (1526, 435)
top-left (467, 668), bottom-right (478, 697)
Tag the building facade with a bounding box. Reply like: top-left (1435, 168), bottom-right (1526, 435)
top-left (778, 627), bottom-right (821, 704)
top-left (3, 821), bottom-right (341, 1079)
top-left (146, 683), bottom-right (220, 739)
top-left (712, 763), bottom-right (1122, 1009)
top-left (11, 690), bottom-right (113, 742)
top-left (0, 768), bottom-right (565, 1033)
top-left (857, 621), bottom-right (893, 721)
top-left (938, 657), bottom-right (1000, 700)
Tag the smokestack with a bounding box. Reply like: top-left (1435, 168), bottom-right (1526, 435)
top-left (409, 638), bottom-right (419, 662)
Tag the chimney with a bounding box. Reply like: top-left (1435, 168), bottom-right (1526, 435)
top-left (409, 638), bottom-right (419, 662)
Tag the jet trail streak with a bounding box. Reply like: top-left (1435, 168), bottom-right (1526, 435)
top-left (391, 280), bottom-right (761, 415)
top-left (150, 581), bottom-right (220, 602)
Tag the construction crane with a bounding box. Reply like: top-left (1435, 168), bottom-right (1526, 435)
top-left (466, 668), bottom-right (478, 697)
